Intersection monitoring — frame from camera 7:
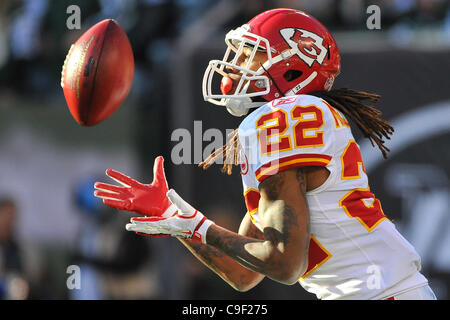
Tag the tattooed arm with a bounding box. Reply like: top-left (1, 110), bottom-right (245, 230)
top-left (178, 167), bottom-right (311, 289)
top-left (178, 212), bottom-right (266, 292)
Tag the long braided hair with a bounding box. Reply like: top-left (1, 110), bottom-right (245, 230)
top-left (199, 88), bottom-right (394, 175)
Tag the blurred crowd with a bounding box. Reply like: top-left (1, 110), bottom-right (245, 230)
top-left (0, 0), bottom-right (449, 300)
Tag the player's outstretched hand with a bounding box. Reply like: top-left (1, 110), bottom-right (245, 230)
top-left (125, 189), bottom-right (214, 243)
top-left (93, 156), bottom-right (177, 217)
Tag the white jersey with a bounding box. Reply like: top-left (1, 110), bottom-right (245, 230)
top-left (237, 94), bottom-right (428, 300)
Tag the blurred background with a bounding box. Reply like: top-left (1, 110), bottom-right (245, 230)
top-left (0, 0), bottom-right (449, 300)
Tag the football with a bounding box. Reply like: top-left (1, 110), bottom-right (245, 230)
top-left (61, 19), bottom-right (134, 126)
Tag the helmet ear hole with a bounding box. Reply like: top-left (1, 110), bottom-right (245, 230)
top-left (283, 70), bottom-right (303, 82)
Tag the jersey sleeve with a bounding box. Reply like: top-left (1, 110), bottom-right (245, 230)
top-left (238, 95), bottom-right (339, 183)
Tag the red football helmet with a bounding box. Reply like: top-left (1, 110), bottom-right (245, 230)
top-left (203, 8), bottom-right (341, 116)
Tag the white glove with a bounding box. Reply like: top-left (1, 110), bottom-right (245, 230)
top-left (125, 189), bottom-right (214, 244)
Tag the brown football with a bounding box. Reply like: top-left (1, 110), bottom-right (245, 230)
top-left (61, 19), bottom-right (134, 126)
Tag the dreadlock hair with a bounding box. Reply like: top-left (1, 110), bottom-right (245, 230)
top-left (309, 88), bottom-right (394, 158)
top-left (199, 128), bottom-right (240, 175)
top-left (199, 88), bottom-right (394, 175)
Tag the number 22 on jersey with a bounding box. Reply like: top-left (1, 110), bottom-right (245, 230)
top-left (256, 105), bottom-right (324, 155)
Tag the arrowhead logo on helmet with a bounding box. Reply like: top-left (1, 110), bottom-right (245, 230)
top-left (280, 28), bottom-right (328, 68)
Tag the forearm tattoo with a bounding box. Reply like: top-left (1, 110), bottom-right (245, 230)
top-left (263, 203), bottom-right (298, 246)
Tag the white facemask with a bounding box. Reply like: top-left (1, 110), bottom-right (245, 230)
top-left (202, 25), bottom-right (277, 117)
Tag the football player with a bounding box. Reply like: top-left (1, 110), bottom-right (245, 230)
top-left (94, 9), bottom-right (436, 300)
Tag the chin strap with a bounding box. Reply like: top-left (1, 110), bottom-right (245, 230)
top-left (260, 64), bottom-right (285, 98)
top-left (225, 98), bottom-right (266, 117)
top-left (224, 65), bottom-right (284, 117)
top-left (225, 97), bottom-right (251, 117)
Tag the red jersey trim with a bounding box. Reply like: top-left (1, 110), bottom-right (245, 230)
top-left (255, 153), bottom-right (332, 182)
